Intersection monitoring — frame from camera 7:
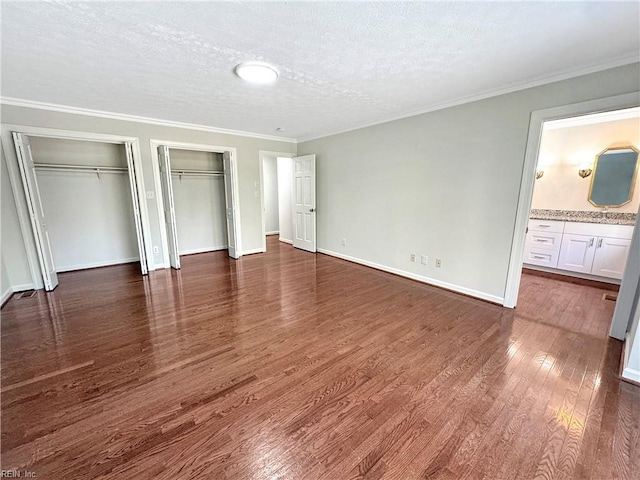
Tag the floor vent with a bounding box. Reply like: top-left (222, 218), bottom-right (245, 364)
top-left (15, 290), bottom-right (37, 299)
top-left (603, 293), bottom-right (618, 302)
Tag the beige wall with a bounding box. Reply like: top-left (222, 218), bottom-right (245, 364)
top-left (1, 106), bottom-right (296, 289)
top-left (532, 117), bottom-right (640, 213)
top-left (298, 63), bottom-right (640, 302)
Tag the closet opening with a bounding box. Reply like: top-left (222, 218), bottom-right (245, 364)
top-left (154, 142), bottom-right (240, 269)
top-left (10, 132), bottom-right (149, 291)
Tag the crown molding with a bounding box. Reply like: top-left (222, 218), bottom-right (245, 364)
top-left (298, 55), bottom-right (640, 143)
top-left (0, 97), bottom-right (298, 144)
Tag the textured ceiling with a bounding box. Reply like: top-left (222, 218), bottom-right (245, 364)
top-left (2, 1), bottom-right (639, 141)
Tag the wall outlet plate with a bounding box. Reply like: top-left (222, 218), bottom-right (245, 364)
top-left (436, 258), bottom-right (442, 268)
top-left (421, 255), bottom-right (428, 265)
top-left (410, 253), bottom-right (416, 262)
top-left (341, 238), bottom-right (347, 246)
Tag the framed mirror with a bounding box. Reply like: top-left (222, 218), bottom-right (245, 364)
top-left (588, 145), bottom-right (639, 208)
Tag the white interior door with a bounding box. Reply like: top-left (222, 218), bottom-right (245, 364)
top-left (125, 142), bottom-right (148, 275)
top-left (223, 151), bottom-right (239, 259)
top-left (292, 154), bottom-right (316, 253)
top-left (158, 146), bottom-right (180, 269)
top-left (12, 133), bottom-right (59, 291)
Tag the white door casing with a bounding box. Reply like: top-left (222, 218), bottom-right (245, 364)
top-left (158, 146), bottom-right (181, 269)
top-left (223, 151), bottom-right (239, 259)
top-left (292, 154), bottom-right (316, 253)
top-left (125, 142), bottom-right (148, 275)
top-left (12, 132), bottom-right (59, 291)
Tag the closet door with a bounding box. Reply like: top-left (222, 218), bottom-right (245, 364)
top-left (12, 133), bottom-right (59, 291)
top-left (223, 151), bottom-right (239, 259)
top-left (124, 143), bottom-right (148, 275)
top-left (292, 154), bottom-right (317, 253)
top-left (158, 146), bottom-right (180, 269)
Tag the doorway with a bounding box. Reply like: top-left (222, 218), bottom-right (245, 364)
top-left (6, 129), bottom-right (150, 291)
top-left (152, 141), bottom-right (241, 269)
top-left (259, 151), bottom-right (317, 253)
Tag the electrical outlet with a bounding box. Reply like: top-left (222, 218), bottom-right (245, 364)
top-left (410, 253), bottom-right (416, 262)
top-left (341, 238), bottom-right (347, 247)
top-left (153, 246), bottom-right (159, 254)
top-left (436, 258), bottom-right (442, 268)
top-left (421, 255), bottom-right (428, 265)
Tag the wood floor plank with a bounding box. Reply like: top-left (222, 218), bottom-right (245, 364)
top-left (1, 237), bottom-right (638, 479)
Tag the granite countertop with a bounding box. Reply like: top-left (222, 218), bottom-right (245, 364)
top-left (530, 209), bottom-right (637, 226)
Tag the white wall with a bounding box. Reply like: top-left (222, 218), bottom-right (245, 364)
top-left (277, 156), bottom-right (293, 243)
top-left (1, 105), bottom-right (296, 289)
top-left (532, 117), bottom-right (640, 212)
top-left (263, 155), bottom-right (279, 234)
top-left (298, 63), bottom-right (640, 303)
top-left (168, 149), bottom-right (228, 255)
top-left (29, 137), bottom-right (140, 272)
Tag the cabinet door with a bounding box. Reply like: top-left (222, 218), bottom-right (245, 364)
top-left (558, 234), bottom-right (596, 273)
top-left (591, 237), bottom-right (631, 279)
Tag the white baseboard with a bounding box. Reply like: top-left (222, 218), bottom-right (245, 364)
top-left (179, 246), bottom-right (228, 256)
top-left (57, 257), bottom-right (140, 273)
top-left (622, 367), bottom-right (640, 384)
top-left (12, 283), bottom-right (35, 292)
top-left (242, 248), bottom-right (266, 255)
top-left (153, 262), bottom-right (169, 270)
top-left (317, 248), bottom-right (504, 305)
top-left (279, 238), bottom-right (293, 245)
top-left (266, 231), bottom-right (280, 236)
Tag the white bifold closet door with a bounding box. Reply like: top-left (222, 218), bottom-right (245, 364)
top-left (223, 151), bottom-right (239, 259)
top-left (12, 133), bottom-right (59, 291)
top-left (158, 146), bottom-right (181, 269)
top-left (292, 154), bottom-right (317, 253)
top-left (124, 142), bottom-right (148, 275)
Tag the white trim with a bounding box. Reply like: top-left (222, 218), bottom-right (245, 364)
top-left (266, 231), bottom-right (279, 235)
top-left (259, 150), bottom-right (295, 253)
top-left (242, 248), bottom-right (266, 255)
top-left (1, 97), bottom-right (297, 144)
top-left (622, 367), bottom-right (640, 384)
top-left (299, 56), bottom-right (639, 143)
top-left (279, 238), bottom-right (293, 245)
top-left (1, 288), bottom-right (13, 305)
top-left (318, 248), bottom-right (504, 305)
top-left (503, 92), bottom-right (640, 308)
top-left (149, 140), bottom-right (243, 262)
top-left (301, 57), bottom-right (640, 143)
top-left (57, 257), bottom-right (140, 273)
top-left (179, 246), bottom-right (228, 256)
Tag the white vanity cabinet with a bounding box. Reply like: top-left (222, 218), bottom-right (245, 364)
top-left (525, 219), bottom-right (635, 281)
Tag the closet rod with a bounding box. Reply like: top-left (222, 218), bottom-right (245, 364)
top-left (171, 169), bottom-right (224, 176)
top-left (34, 163), bottom-right (128, 173)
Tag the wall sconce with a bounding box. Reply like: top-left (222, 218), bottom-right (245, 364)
top-left (578, 168), bottom-right (592, 178)
top-left (535, 170), bottom-right (544, 180)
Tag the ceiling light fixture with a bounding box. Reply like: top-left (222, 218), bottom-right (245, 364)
top-left (234, 62), bottom-right (278, 84)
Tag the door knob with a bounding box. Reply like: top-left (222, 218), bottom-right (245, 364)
top-left (309, 208), bottom-right (316, 212)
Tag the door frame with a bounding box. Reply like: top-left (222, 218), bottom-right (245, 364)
top-left (503, 91), bottom-right (640, 308)
top-left (1, 124), bottom-right (154, 290)
top-left (259, 150), bottom-right (295, 253)
top-left (149, 139), bottom-right (242, 265)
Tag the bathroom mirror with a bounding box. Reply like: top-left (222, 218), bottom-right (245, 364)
top-left (588, 145), bottom-right (639, 208)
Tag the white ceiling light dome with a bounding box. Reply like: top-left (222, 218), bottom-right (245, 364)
top-left (234, 62), bottom-right (279, 84)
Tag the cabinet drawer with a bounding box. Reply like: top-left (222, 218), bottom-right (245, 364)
top-left (525, 231), bottom-right (562, 251)
top-left (528, 219), bottom-right (564, 233)
top-left (523, 247), bottom-right (559, 268)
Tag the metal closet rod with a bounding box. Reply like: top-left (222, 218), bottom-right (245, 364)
top-left (170, 169), bottom-right (224, 176)
top-left (34, 163), bottom-right (128, 173)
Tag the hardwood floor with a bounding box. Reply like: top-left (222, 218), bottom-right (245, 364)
top-left (1, 237), bottom-right (638, 479)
